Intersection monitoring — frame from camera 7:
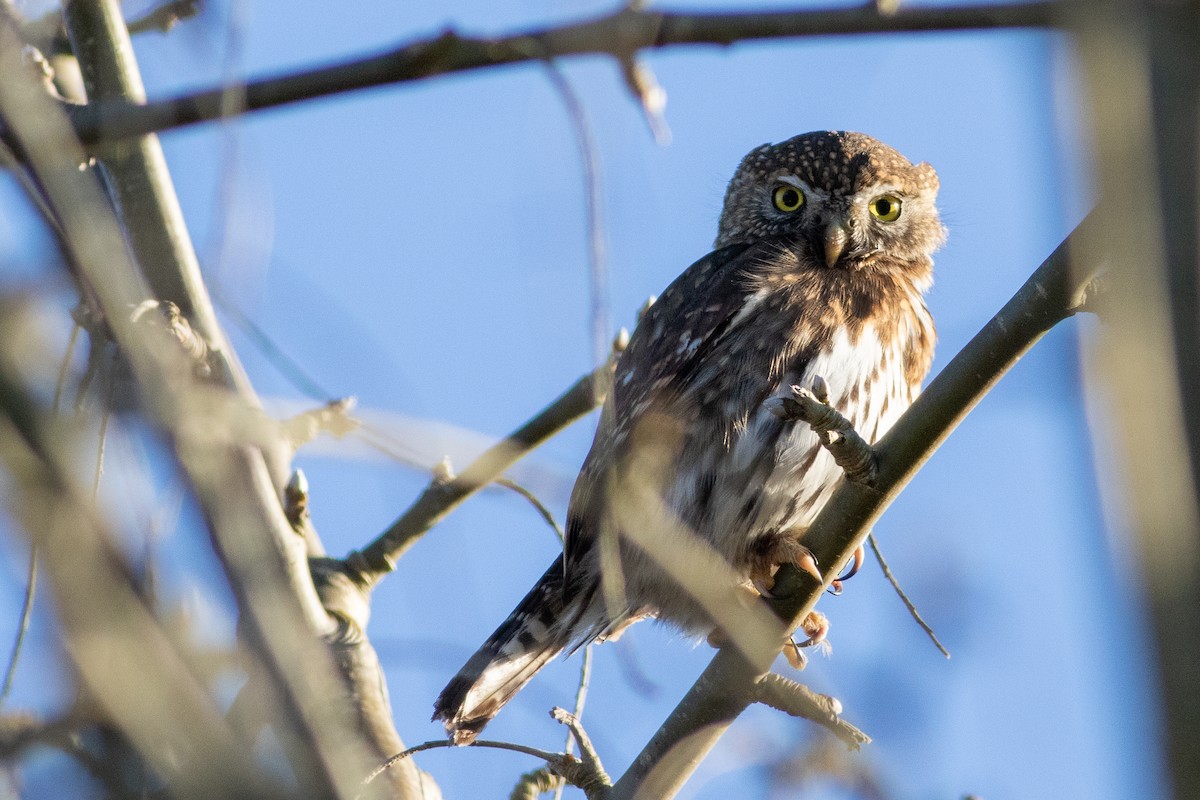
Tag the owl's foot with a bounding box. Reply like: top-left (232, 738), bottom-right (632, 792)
top-left (747, 534), bottom-right (822, 598)
top-left (766, 379), bottom-right (877, 486)
top-left (783, 611), bottom-right (831, 670)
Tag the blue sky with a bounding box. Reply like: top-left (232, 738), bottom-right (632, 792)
top-left (0, 0), bottom-right (1167, 797)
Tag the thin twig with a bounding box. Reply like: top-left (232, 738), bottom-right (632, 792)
top-left (549, 707), bottom-right (609, 789)
top-left (495, 477), bottom-right (566, 543)
top-left (92, 350), bottom-right (115, 499)
top-left (53, 322), bottom-right (81, 412)
top-left (867, 533), bottom-right (949, 659)
top-left (0, 547), bottom-right (36, 712)
top-left (212, 284), bottom-right (336, 402)
top-left (538, 60), bottom-right (610, 394)
top-left (553, 645), bottom-right (593, 800)
top-left (0, 318), bottom-right (85, 711)
top-left (64, 2), bottom-right (1067, 145)
top-left (363, 739), bottom-right (566, 787)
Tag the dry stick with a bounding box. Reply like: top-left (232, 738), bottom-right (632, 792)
top-left (0, 547), bottom-right (36, 713)
top-left (64, 2), bottom-right (1065, 146)
top-left (355, 362), bottom-right (611, 581)
top-left (126, 0), bottom-right (199, 35)
top-left (867, 532), bottom-right (949, 659)
top-left (607, 215), bottom-right (1098, 800)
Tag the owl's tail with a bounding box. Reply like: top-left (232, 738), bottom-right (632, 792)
top-left (433, 560), bottom-right (586, 745)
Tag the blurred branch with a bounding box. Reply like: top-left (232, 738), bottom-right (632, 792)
top-left (1074, 2), bottom-right (1200, 796)
top-left (65, 1), bottom-right (1065, 145)
top-left (0, 309), bottom-right (279, 798)
top-left (0, 7), bottom-right (424, 796)
top-left (127, 0), bottom-right (200, 35)
top-left (354, 360), bottom-right (614, 582)
top-left (14, 0), bottom-right (200, 60)
top-left (608, 215), bottom-right (1099, 799)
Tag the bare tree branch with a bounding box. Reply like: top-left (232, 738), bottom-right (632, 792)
top-left (0, 306), bottom-right (282, 798)
top-left (1073, 2), bottom-right (1200, 795)
top-left (64, 1), bottom-right (1065, 145)
top-left (607, 214), bottom-right (1099, 799)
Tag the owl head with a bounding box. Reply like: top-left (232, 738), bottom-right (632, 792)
top-left (714, 131), bottom-right (946, 272)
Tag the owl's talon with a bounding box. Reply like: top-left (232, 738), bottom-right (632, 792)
top-left (844, 545), bottom-right (865, 582)
top-left (796, 550), bottom-right (822, 582)
top-left (828, 545), bottom-right (865, 595)
top-left (784, 638), bottom-right (808, 670)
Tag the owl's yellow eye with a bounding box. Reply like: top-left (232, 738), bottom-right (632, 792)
top-left (869, 195), bottom-right (902, 222)
top-left (772, 185), bottom-right (805, 212)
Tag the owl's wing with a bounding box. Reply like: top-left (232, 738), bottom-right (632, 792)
top-left (562, 240), bottom-right (790, 580)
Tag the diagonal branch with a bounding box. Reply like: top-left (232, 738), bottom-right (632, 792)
top-left (66, 1), bottom-right (1066, 145)
top-left (608, 213), bottom-right (1099, 800)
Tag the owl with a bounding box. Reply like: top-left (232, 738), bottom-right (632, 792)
top-left (433, 131), bottom-right (945, 744)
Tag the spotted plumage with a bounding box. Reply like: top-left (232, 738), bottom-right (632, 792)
top-left (433, 131), bottom-right (945, 743)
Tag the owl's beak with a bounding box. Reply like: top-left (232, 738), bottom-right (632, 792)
top-left (823, 220), bottom-right (850, 268)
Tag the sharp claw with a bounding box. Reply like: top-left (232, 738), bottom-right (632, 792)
top-left (843, 545), bottom-right (865, 581)
top-left (796, 550), bottom-right (822, 582)
top-left (784, 637), bottom-right (808, 670)
top-left (752, 577), bottom-right (775, 598)
top-left (827, 545), bottom-right (864, 595)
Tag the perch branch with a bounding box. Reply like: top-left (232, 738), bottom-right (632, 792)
top-left (607, 213), bottom-right (1099, 799)
top-left (65, 2), bottom-right (1066, 145)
